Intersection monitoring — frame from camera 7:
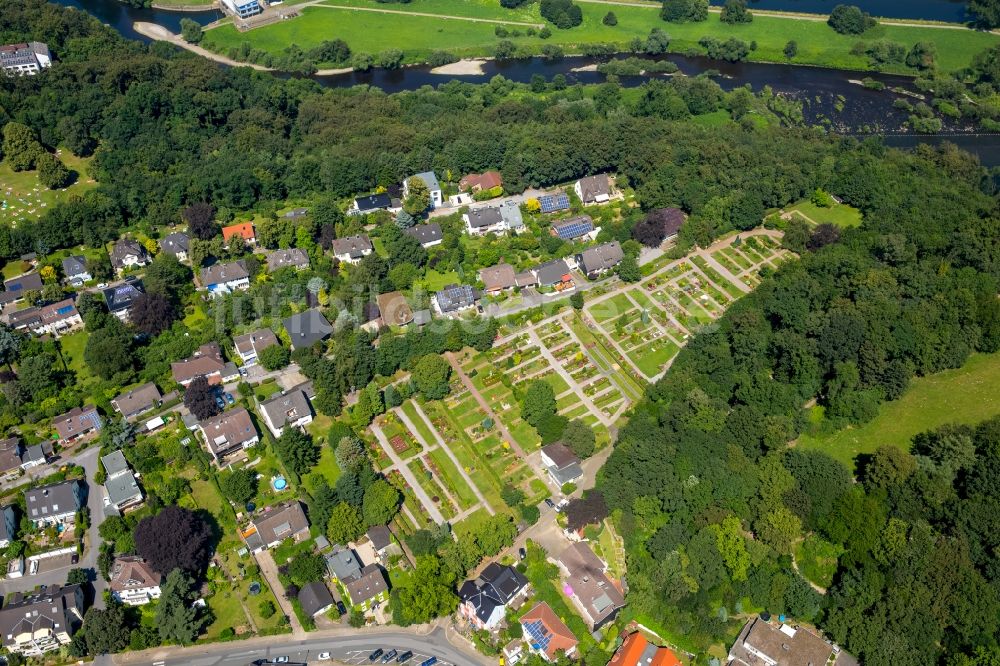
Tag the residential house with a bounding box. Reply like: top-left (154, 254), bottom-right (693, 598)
top-left (24, 480), bottom-right (84, 527)
top-left (283, 309), bottom-right (333, 350)
top-left (405, 172), bottom-right (443, 210)
top-left (537, 193), bottom-right (571, 214)
top-left (358, 301), bottom-right (382, 335)
top-left (8, 298), bottom-right (82, 337)
top-left (233, 329), bottom-right (279, 366)
top-left (609, 632), bottom-right (682, 666)
top-left (199, 261), bottom-right (250, 296)
top-left (0, 438), bottom-right (24, 476)
top-left (109, 239), bottom-right (150, 274)
top-left (533, 259), bottom-right (574, 291)
top-left (413, 309), bottom-right (433, 327)
top-left (159, 232), bottom-right (190, 262)
top-left (19, 442), bottom-right (50, 470)
top-left (480, 263), bottom-right (517, 295)
top-left (458, 562), bottom-right (530, 631)
top-left (0, 506), bottom-right (17, 548)
top-left (344, 563), bottom-right (389, 610)
top-left (520, 602), bottom-right (578, 662)
top-left (728, 617), bottom-right (856, 666)
top-left (221, 0), bottom-right (262, 18)
top-left (366, 525), bottom-right (400, 562)
top-left (349, 193), bottom-right (393, 216)
top-left (515, 271), bottom-right (537, 289)
top-left (577, 242), bottom-right (624, 280)
top-left (109, 557), bottom-right (162, 606)
top-left (551, 215), bottom-right (596, 241)
top-left (197, 407), bottom-right (260, 464)
top-left (404, 223), bottom-right (443, 248)
top-left (375, 291), bottom-right (413, 327)
top-left (540, 443), bottom-right (583, 486)
top-left (111, 383), bottom-right (162, 421)
top-left (102, 278), bottom-right (144, 322)
top-left (464, 207), bottom-right (508, 236)
top-left (53, 405), bottom-right (102, 445)
top-left (432, 284), bottom-right (478, 316)
top-left (61, 256), bottom-right (91, 286)
top-left (267, 248), bottom-right (309, 272)
top-left (298, 582), bottom-right (335, 617)
top-left (242, 501), bottom-right (310, 552)
top-left (172, 342), bottom-right (227, 386)
top-left (326, 545), bottom-right (363, 583)
top-left (221, 222), bottom-right (256, 245)
top-left (0, 585), bottom-right (84, 656)
top-left (557, 543), bottom-right (625, 630)
top-left (0, 42), bottom-right (52, 76)
top-left (574, 174), bottom-right (612, 205)
top-left (101, 450), bottom-right (143, 512)
top-left (258, 389), bottom-right (313, 437)
top-left (0, 272), bottom-right (43, 306)
top-left (460, 171), bottom-right (503, 193)
top-left (331, 235), bottom-right (374, 265)
top-left (499, 200), bottom-right (524, 232)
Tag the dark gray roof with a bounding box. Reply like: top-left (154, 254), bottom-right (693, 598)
top-left (25, 480), bottom-right (82, 520)
top-left (466, 207), bottom-right (503, 230)
top-left (112, 382), bottom-right (162, 418)
top-left (576, 174), bottom-right (611, 203)
top-left (460, 562), bottom-right (528, 624)
top-left (404, 223), bottom-right (443, 246)
top-left (62, 256), bottom-right (88, 277)
top-left (160, 232), bottom-right (190, 256)
top-left (0, 585), bottom-right (82, 652)
top-left (578, 241), bottom-right (624, 276)
top-left (283, 309), bottom-right (333, 350)
top-left (105, 469), bottom-right (141, 507)
top-left (21, 443), bottom-right (48, 466)
top-left (435, 284), bottom-right (477, 313)
top-left (103, 278), bottom-right (144, 314)
top-left (533, 259), bottom-right (572, 287)
top-left (4, 272), bottom-right (43, 295)
top-left (298, 582), bottom-right (334, 616)
top-left (344, 563), bottom-right (388, 605)
top-left (412, 171), bottom-right (440, 192)
top-left (110, 239), bottom-right (149, 269)
top-left (367, 525), bottom-right (392, 551)
top-left (354, 193), bottom-right (392, 213)
top-left (259, 389), bottom-right (312, 430)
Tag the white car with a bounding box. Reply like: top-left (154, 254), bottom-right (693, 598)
top-left (318, 653), bottom-right (331, 661)
top-left (96, 283), bottom-right (108, 289)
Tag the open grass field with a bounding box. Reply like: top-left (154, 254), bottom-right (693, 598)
top-left (786, 199), bottom-right (863, 228)
top-left (0, 152), bottom-right (96, 226)
top-left (201, 0), bottom-right (1000, 72)
top-left (797, 352), bottom-right (1000, 469)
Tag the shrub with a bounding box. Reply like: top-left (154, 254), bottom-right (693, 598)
top-left (828, 4), bottom-right (876, 34)
top-left (661, 0), bottom-right (708, 23)
top-left (720, 0), bottom-right (752, 24)
top-left (784, 40), bottom-right (798, 58)
top-left (603, 11), bottom-right (618, 25)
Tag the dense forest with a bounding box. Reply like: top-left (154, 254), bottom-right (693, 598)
top-left (5, 1), bottom-right (1000, 663)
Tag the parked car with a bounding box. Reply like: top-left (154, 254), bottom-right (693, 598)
top-left (368, 649), bottom-right (384, 662)
top-left (544, 498), bottom-right (555, 509)
top-left (519, 547), bottom-right (527, 560)
top-left (318, 653), bottom-right (331, 661)
top-left (396, 651), bottom-right (413, 663)
top-left (271, 658), bottom-right (288, 664)
top-left (336, 601), bottom-right (347, 614)
top-left (419, 657), bottom-right (437, 666)
top-left (225, 392), bottom-right (235, 405)
top-left (382, 650), bottom-right (398, 663)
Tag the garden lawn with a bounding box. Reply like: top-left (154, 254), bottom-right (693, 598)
top-left (58, 331), bottom-right (91, 382)
top-left (427, 448), bottom-right (478, 509)
top-left (787, 198), bottom-right (863, 228)
top-left (0, 152), bottom-right (96, 226)
top-left (415, 269), bottom-right (462, 292)
top-left (200, 0), bottom-right (1000, 73)
top-left (797, 352), bottom-right (1000, 468)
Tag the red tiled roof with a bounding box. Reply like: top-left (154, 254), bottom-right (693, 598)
top-left (222, 222), bottom-right (255, 242)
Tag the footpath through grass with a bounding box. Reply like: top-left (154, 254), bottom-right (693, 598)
top-left (201, 0), bottom-right (1000, 72)
top-left (797, 352), bottom-right (1000, 469)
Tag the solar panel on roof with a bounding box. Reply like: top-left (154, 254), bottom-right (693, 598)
top-left (555, 219), bottom-right (593, 239)
top-left (538, 194), bottom-right (570, 213)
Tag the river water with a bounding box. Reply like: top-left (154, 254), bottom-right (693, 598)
top-left (713, 0), bottom-right (968, 22)
top-left (55, 0), bottom-right (1000, 165)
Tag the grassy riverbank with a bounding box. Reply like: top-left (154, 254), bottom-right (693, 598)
top-left (199, 0), bottom-right (1000, 72)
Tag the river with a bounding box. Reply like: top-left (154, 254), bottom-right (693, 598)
top-left (714, 0), bottom-right (968, 23)
top-left (54, 0), bottom-right (1000, 165)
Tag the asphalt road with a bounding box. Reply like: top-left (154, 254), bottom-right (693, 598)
top-left (112, 628), bottom-right (490, 666)
top-left (0, 446), bottom-right (107, 606)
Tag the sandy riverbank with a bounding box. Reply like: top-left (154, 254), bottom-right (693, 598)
top-left (429, 59), bottom-right (488, 76)
top-left (570, 63), bottom-right (599, 73)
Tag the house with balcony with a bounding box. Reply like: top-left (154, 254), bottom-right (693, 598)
top-left (258, 388), bottom-right (313, 437)
top-left (0, 585), bottom-right (83, 656)
top-left (199, 261), bottom-right (250, 296)
top-left (197, 407), bottom-right (259, 464)
top-left (24, 481), bottom-right (84, 527)
top-left (109, 557), bottom-right (162, 606)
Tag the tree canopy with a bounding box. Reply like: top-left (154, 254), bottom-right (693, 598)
top-left (134, 506), bottom-right (213, 576)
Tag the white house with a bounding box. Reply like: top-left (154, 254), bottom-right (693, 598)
top-left (405, 171), bottom-right (443, 210)
top-left (459, 563), bottom-right (530, 631)
top-left (24, 481), bottom-right (84, 527)
top-left (0, 42), bottom-right (52, 76)
top-left (331, 235), bottom-right (374, 265)
top-left (109, 557), bottom-right (162, 606)
top-left (573, 174), bottom-right (612, 205)
top-left (464, 207), bottom-right (508, 236)
top-left (258, 389), bottom-right (313, 437)
top-left (200, 261), bottom-right (250, 297)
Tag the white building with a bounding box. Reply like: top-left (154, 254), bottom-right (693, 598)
top-left (405, 171), bottom-right (443, 210)
top-left (109, 557), bottom-right (162, 606)
top-left (0, 42), bottom-right (51, 76)
top-left (258, 389), bottom-right (313, 437)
